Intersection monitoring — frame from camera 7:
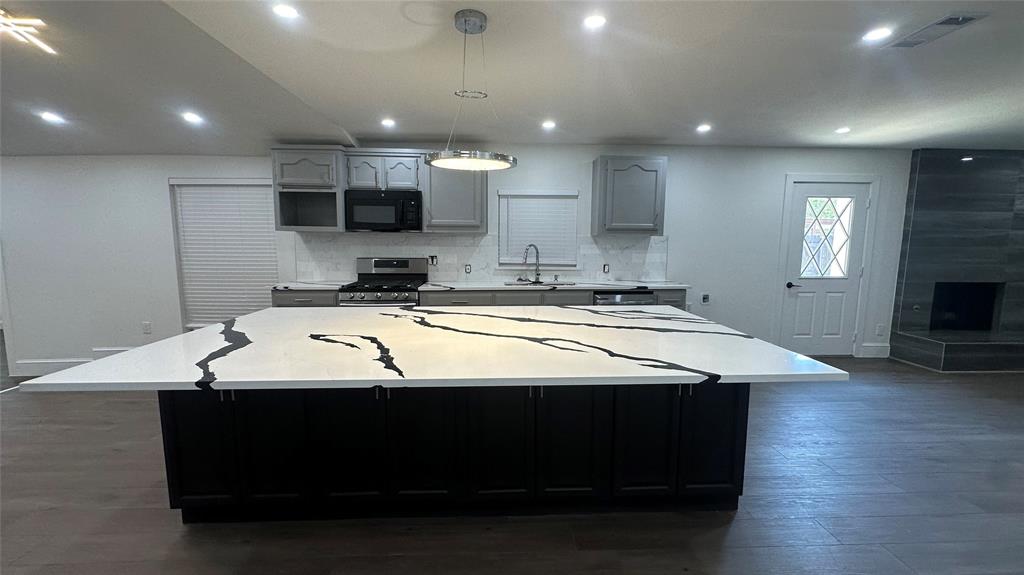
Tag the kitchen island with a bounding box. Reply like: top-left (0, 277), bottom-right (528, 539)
top-left (23, 305), bottom-right (846, 522)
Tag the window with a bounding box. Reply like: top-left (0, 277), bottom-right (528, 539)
top-left (172, 180), bottom-right (277, 329)
top-left (800, 196), bottom-right (853, 278)
top-left (498, 189), bottom-right (578, 266)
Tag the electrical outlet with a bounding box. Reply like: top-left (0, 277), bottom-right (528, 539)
top-left (602, 264), bottom-right (610, 274)
top-left (428, 255), bottom-right (438, 266)
top-left (701, 293), bottom-right (711, 305)
top-left (875, 323), bottom-right (885, 337)
top-left (464, 264), bottom-right (472, 274)
top-left (142, 321), bottom-right (152, 334)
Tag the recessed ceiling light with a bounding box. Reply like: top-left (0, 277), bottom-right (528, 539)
top-left (583, 14), bottom-right (606, 30)
top-left (961, 156), bottom-right (974, 162)
top-left (181, 111), bottom-right (204, 125)
top-left (37, 111), bottom-right (66, 124)
top-left (834, 126), bottom-right (851, 134)
top-left (862, 27), bottom-right (893, 42)
top-left (696, 123), bottom-right (712, 133)
top-left (380, 118), bottom-right (396, 128)
top-left (272, 4), bottom-right (299, 19)
top-left (0, 8), bottom-right (57, 54)
top-left (541, 120), bottom-right (556, 130)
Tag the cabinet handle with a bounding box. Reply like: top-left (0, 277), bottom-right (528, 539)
top-left (677, 384), bottom-right (682, 397)
top-left (451, 300), bottom-right (469, 304)
top-left (219, 390), bottom-right (225, 402)
top-left (387, 388), bottom-right (391, 399)
top-left (231, 390), bottom-right (236, 401)
top-left (689, 384), bottom-right (693, 397)
top-left (662, 299), bottom-right (681, 303)
top-left (539, 387), bottom-right (544, 399)
top-left (528, 387), bottom-right (532, 398)
top-left (293, 298), bottom-right (313, 303)
top-left (375, 387), bottom-right (379, 400)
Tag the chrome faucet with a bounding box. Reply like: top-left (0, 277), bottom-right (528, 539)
top-left (523, 243), bottom-right (541, 283)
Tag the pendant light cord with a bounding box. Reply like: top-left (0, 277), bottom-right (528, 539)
top-left (446, 18), bottom-right (470, 151)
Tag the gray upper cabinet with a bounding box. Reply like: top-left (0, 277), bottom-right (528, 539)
top-left (347, 155), bottom-right (421, 190)
top-left (384, 157), bottom-right (420, 190)
top-left (424, 167), bottom-right (487, 233)
top-left (274, 150), bottom-right (337, 188)
top-left (347, 157), bottom-right (384, 189)
top-left (591, 156), bottom-right (667, 235)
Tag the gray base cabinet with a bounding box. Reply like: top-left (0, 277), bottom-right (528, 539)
top-left (592, 155), bottom-right (667, 235)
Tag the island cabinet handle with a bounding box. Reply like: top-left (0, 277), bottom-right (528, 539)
top-left (677, 384), bottom-right (681, 397)
top-left (293, 298), bottom-right (314, 303)
top-left (387, 388), bottom-right (391, 400)
top-left (219, 390), bottom-right (225, 402)
top-left (539, 387), bottom-right (544, 399)
top-left (528, 387), bottom-right (532, 398)
top-left (689, 384), bottom-right (693, 397)
top-left (375, 387), bottom-right (379, 400)
top-left (451, 300), bottom-right (470, 304)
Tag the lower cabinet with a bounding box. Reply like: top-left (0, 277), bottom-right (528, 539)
top-left (464, 386), bottom-right (535, 499)
top-left (385, 387), bottom-right (463, 498)
top-left (159, 382), bottom-right (749, 516)
top-left (536, 385), bottom-right (614, 499)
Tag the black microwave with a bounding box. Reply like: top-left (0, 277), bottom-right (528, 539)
top-left (344, 189), bottom-right (422, 232)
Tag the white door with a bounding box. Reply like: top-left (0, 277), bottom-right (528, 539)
top-left (779, 175), bottom-right (873, 355)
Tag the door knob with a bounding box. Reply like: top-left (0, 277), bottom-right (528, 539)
top-left (786, 281), bottom-right (803, 289)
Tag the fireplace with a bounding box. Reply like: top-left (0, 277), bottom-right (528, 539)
top-left (929, 282), bottom-right (1004, 332)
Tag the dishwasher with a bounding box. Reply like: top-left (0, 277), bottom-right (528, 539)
top-left (592, 290), bottom-right (658, 305)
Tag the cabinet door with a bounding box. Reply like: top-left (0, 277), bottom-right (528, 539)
top-left (275, 150), bottom-right (336, 188)
top-left (386, 388), bottom-right (463, 498)
top-left (542, 291), bottom-right (593, 306)
top-left (383, 157), bottom-right (420, 190)
top-left (158, 391), bottom-right (239, 508)
top-left (603, 157), bottom-right (666, 232)
top-left (535, 385), bottom-right (614, 499)
top-left (308, 388), bottom-right (387, 502)
top-left (233, 390), bottom-right (310, 504)
top-left (655, 290), bottom-right (686, 310)
top-left (464, 387), bottom-right (535, 500)
top-left (347, 157), bottom-right (384, 189)
top-left (493, 291), bottom-right (543, 306)
top-left (612, 385), bottom-right (680, 498)
top-left (679, 383), bottom-right (750, 496)
top-left (425, 167), bottom-right (487, 231)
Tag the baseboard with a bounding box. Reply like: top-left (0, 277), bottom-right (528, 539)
top-left (856, 343), bottom-right (890, 358)
top-left (14, 357), bottom-right (92, 377)
top-left (92, 346), bottom-right (133, 359)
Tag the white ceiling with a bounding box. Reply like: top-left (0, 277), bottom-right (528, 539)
top-left (3, 1), bottom-right (1023, 155)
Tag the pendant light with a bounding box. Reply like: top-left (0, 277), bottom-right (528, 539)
top-left (426, 9), bottom-right (517, 171)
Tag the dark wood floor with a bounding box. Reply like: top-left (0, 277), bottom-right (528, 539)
top-left (2, 355), bottom-right (1022, 574)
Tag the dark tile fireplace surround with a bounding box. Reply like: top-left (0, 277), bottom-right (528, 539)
top-left (890, 149), bottom-right (1024, 371)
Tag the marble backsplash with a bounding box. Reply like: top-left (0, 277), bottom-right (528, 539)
top-left (294, 233), bottom-right (668, 283)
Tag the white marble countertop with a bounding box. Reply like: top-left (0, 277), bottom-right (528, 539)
top-left (419, 281), bottom-right (691, 292)
top-left (23, 306), bottom-right (845, 392)
top-left (272, 281), bottom-right (348, 291)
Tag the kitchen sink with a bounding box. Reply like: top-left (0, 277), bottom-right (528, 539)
top-left (503, 281), bottom-right (577, 286)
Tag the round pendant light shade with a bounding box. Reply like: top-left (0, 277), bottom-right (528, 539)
top-left (425, 150), bottom-right (517, 171)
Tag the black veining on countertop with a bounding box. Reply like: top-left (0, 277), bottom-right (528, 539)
top-left (309, 334), bottom-right (404, 378)
top-left (408, 306), bottom-right (751, 339)
top-left (194, 319), bottom-right (253, 391)
top-left (563, 306), bottom-right (717, 325)
top-left (309, 334), bottom-right (361, 350)
top-left (383, 310), bottom-right (722, 383)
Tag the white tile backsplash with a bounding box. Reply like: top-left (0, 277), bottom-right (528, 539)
top-left (293, 232), bottom-right (667, 283)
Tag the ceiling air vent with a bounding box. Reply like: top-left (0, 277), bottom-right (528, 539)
top-left (889, 12), bottom-right (987, 48)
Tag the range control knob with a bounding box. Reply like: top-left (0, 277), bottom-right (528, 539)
top-left (375, 292), bottom-right (382, 300)
top-left (391, 292), bottom-right (399, 299)
top-left (400, 292), bottom-right (410, 300)
top-left (347, 293), bottom-right (356, 300)
top-left (357, 293), bottom-right (365, 300)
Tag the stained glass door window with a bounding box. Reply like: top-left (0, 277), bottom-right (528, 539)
top-left (800, 197), bottom-right (853, 278)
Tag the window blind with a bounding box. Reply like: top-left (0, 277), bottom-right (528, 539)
top-left (173, 182), bottom-right (277, 329)
top-left (498, 189), bottom-right (579, 266)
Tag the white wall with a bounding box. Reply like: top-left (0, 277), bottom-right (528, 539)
top-left (2, 146), bottom-right (909, 375)
top-left (1, 156), bottom-right (270, 376)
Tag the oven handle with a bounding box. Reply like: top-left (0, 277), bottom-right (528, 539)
top-left (337, 302), bottom-right (416, 308)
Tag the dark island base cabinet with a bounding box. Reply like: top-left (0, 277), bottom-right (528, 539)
top-left (158, 383), bottom-right (750, 522)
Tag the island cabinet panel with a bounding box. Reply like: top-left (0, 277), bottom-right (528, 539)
top-left (386, 388), bottom-right (464, 498)
top-left (612, 384), bottom-right (681, 498)
top-left (679, 383), bottom-right (750, 496)
top-left (233, 390), bottom-right (310, 505)
top-left (307, 388), bottom-right (387, 502)
top-left (535, 385), bottom-right (614, 499)
top-left (159, 391), bottom-right (239, 508)
top-left (464, 387), bottom-right (535, 500)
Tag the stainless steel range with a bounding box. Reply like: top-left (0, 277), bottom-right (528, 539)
top-left (338, 257), bottom-right (427, 306)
